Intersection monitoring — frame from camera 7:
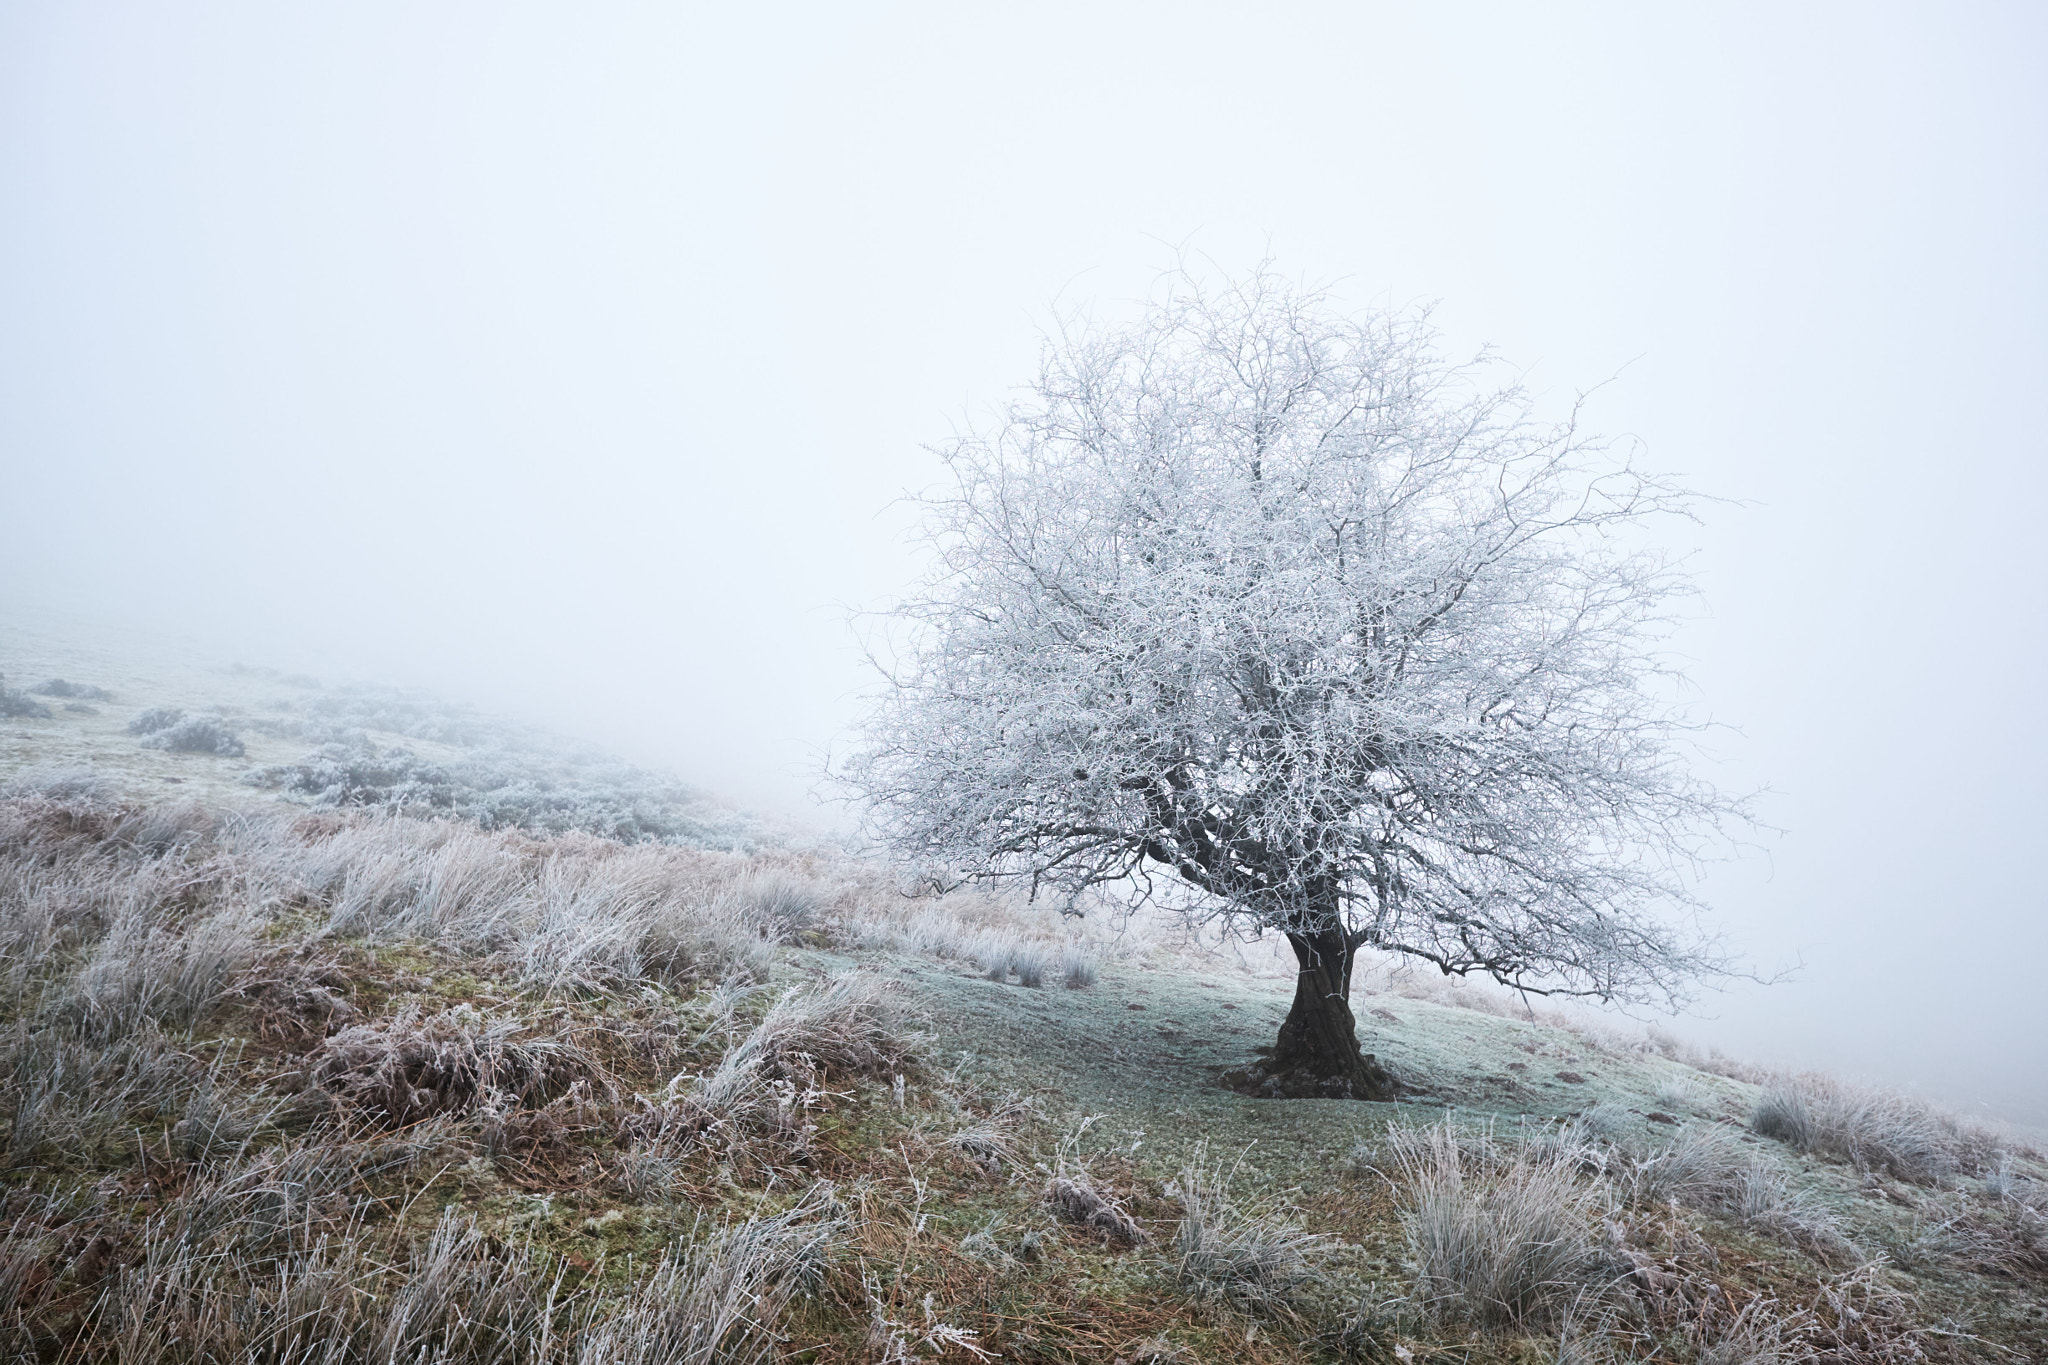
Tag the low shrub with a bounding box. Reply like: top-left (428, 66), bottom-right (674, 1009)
top-left (139, 714), bottom-right (247, 756)
top-left (246, 739), bottom-right (764, 849)
top-left (125, 706), bottom-right (185, 736)
top-left (0, 681), bottom-right (51, 720)
top-left (29, 678), bottom-right (112, 701)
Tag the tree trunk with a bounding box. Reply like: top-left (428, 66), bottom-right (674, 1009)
top-left (1245, 922), bottom-right (1397, 1101)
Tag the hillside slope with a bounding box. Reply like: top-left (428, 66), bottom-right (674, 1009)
top-left (2, 637), bottom-right (2044, 1363)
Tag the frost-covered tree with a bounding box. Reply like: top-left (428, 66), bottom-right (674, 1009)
top-left (844, 269), bottom-right (1744, 1100)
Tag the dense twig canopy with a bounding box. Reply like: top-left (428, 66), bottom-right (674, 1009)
top-left (845, 269), bottom-right (1745, 1007)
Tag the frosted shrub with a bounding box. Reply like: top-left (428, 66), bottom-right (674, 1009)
top-left (0, 680), bottom-right (52, 720)
top-left (30, 678), bottom-right (112, 701)
top-left (125, 706), bottom-right (184, 736)
top-left (138, 715), bottom-right (246, 757)
top-left (246, 738), bottom-right (765, 849)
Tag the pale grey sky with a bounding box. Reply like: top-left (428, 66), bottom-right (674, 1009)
top-left (2, 3), bottom-right (2043, 1124)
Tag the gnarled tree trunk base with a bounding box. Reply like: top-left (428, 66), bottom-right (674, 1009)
top-left (1220, 1051), bottom-right (1399, 1101)
top-left (1218, 924), bottom-right (1400, 1102)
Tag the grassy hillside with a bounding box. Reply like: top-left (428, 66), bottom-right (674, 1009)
top-left (2, 635), bottom-right (2044, 1363)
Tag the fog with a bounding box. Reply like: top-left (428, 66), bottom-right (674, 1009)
top-left (3, 4), bottom-right (2043, 1126)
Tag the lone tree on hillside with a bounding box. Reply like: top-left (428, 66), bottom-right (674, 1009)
top-left (843, 268), bottom-right (1745, 1101)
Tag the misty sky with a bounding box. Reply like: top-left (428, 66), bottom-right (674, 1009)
top-left (2, 3), bottom-right (2044, 1125)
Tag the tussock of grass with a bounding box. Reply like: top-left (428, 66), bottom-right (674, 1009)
top-left (1045, 1121), bottom-right (1146, 1248)
top-left (1385, 1119), bottom-right (1620, 1332)
top-left (0, 766), bottom-right (116, 802)
top-left (2, 1023), bottom-right (191, 1163)
top-left (313, 1003), bottom-right (602, 1129)
top-left (719, 869), bottom-right (822, 940)
top-left (1753, 1072), bottom-right (2003, 1185)
top-left (733, 971), bottom-right (909, 1081)
top-left (947, 1122), bottom-right (1020, 1174)
top-left (853, 895), bottom-right (1101, 991)
top-left (1168, 1153), bottom-right (1330, 1313)
top-left (64, 904), bottom-right (265, 1039)
top-left (1616, 1122), bottom-right (1750, 1208)
top-left (621, 973), bottom-right (910, 1176)
top-left (1047, 1172), bottom-right (1146, 1247)
top-left (1728, 1159), bottom-right (1862, 1267)
top-left (576, 1189), bottom-right (843, 1365)
top-left (41, 1193), bottom-right (845, 1365)
top-left (1601, 1118), bottom-right (1862, 1266)
top-left (1686, 1293), bottom-right (1810, 1365)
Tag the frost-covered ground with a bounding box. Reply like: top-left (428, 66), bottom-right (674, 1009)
top-left (4, 619), bottom-right (2045, 1363)
top-left (0, 613), bottom-right (783, 849)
